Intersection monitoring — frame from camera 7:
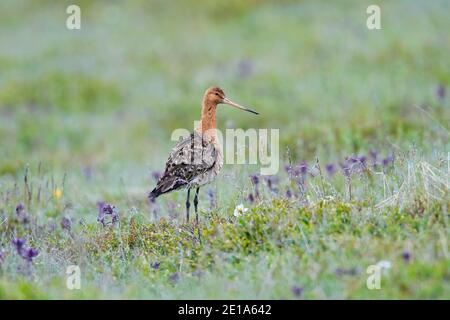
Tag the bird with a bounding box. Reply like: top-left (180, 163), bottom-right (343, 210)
top-left (149, 87), bottom-right (258, 224)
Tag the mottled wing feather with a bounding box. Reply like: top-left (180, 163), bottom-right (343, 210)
top-left (149, 132), bottom-right (216, 198)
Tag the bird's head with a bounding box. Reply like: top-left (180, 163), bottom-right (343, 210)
top-left (203, 87), bottom-right (258, 115)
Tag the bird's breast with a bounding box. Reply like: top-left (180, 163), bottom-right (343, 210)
top-left (190, 143), bottom-right (223, 188)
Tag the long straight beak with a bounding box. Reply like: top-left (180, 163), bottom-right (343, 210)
top-left (222, 97), bottom-right (259, 115)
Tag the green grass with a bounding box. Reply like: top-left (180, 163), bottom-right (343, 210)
top-left (0, 0), bottom-right (449, 299)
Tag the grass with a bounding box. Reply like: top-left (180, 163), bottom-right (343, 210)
top-left (0, 0), bottom-right (449, 299)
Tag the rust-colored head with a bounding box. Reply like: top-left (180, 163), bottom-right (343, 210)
top-left (203, 87), bottom-right (258, 115)
top-left (203, 87), bottom-right (226, 105)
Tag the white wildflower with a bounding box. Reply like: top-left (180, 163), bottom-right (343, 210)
top-left (233, 204), bottom-right (248, 217)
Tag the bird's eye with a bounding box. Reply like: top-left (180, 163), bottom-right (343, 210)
top-left (215, 93), bottom-right (219, 96)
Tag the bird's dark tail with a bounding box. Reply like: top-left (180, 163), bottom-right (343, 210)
top-left (148, 188), bottom-right (160, 202)
top-left (149, 176), bottom-right (186, 202)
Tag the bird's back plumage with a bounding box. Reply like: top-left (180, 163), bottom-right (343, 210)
top-left (149, 131), bottom-right (218, 200)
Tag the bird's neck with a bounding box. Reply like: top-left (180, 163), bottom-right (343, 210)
top-left (197, 99), bottom-right (217, 137)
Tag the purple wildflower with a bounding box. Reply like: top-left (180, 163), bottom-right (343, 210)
top-left (250, 174), bottom-right (260, 198)
top-left (169, 272), bottom-right (180, 283)
top-left (15, 203), bottom-right (25, 215)
top-left (104, 205), bottom-right (114, 215)
top-left (22, 247), bottom-right (39, 262)
top-left (295, 161), bottom-right (308, 176)
top-left (402, 251), bottom-right (411, 263)
top-left (150, 262), bottom-right (160, 270)
top-left (61, 217), bottom-right (71, 231)
top-left (12, 238), bottom-right (39, 262)
top-left (285, 189), bottom-right (292, 199)
top-left (300, 162), bottom-right (308, 174)
top-left (247, 193), bottom-right (255, 203)
top-left (349, 156), bottom-right (359, 164)
top-left (15, 203), bottom-right (29, 224)
top-left (325, 163), bottom-right (336, 176)
top-left (284, 164), bottom-right (292, 175)
top-left (12, 238), bottom-right (26, 254)
top-left (97, 202), bottom-right (119, 227)
top-left (250, 174), bottom-right (259, 185)
top-left (437, 84), bottom-right (445, 100)
top-left (264, 176), bottom-right (278, 192)
top-left (291, 286), bottom-right (303, 297)
top-left (347, 155), bottom-right (367, 172)
top-left (382, 154), bottom-right (394, 167)
top-left (340, 161), bottom-right (351, 177)
top-left (266, 177), bottom-right (273, 190)
top-left (358, 155), bottom-right (367, 164)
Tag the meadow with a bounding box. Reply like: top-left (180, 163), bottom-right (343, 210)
top-left (0, 0), bottom-right (449, 299)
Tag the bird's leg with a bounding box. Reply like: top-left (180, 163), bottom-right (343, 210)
top-left (194, 187), bottom-right (200, 225)
top-left (194, 187), bottom-right (202, 244)
top-left (186, 188), bottom-right (191, 223)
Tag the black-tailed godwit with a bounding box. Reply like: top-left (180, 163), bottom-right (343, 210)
top-left (149, 87), bottom-right (258, 223)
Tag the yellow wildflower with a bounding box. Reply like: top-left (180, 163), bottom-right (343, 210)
top-left (53, 188), bottom-right (63, 199)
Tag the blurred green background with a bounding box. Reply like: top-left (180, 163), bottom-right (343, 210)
top-left (1, 0), bottom-right (448, 177)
